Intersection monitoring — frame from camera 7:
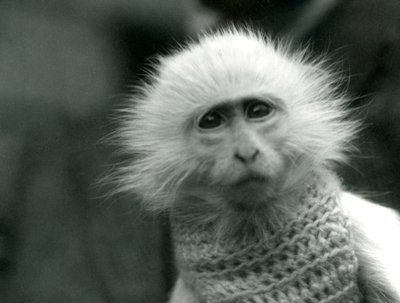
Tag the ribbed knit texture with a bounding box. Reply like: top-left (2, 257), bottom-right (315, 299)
top-left (172, 175), bottom-right (362, 303)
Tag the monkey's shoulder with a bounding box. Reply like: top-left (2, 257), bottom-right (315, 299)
top-left (340, 192), bottom-right (400, 233)
top-left (340, 191), bottom-right (400, 301)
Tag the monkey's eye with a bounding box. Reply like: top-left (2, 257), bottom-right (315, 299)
top-left (197, 110), bottom-right (226, 130)
top-left (245, 100), bottom-right (273, 120)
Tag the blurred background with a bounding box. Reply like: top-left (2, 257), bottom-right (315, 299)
top-left (0, 0), bottom-right (399, 302)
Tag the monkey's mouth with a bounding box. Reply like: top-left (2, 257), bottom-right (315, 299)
top-left (234, 174), bottom-right (268, 187)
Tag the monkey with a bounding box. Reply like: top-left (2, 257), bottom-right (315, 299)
top-left (117, 28), bottom-right (400, 303)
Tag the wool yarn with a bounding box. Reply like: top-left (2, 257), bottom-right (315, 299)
top-left (172, 175), bottom-right (362, 303)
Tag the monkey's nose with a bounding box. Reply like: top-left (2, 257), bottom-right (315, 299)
top-left (234, 149), bottom-right (259, 164)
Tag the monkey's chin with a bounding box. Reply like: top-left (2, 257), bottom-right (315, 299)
top-left (224, 178), bottom-right (274, 211)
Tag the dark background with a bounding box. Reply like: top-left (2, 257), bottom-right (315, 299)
top-left (0, 0), bottom-right (399, 302)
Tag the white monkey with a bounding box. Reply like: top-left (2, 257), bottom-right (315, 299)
top-left (117, 29), bottom-right (400, 303)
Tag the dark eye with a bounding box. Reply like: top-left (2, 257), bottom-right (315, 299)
top-left (246, 100), bottom-right (273, 120)
top-left (197, 110), bottom-right (225, 130)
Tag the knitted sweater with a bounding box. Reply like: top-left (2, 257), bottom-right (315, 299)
top-left (171, 176), bottom-right (363, 303)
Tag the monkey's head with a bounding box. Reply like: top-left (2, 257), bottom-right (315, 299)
top-left (119, 29), bottom-right (354, 220)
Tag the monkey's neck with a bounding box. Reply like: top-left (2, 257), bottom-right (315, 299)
top-left (171, 169), bottom-right (340, 244)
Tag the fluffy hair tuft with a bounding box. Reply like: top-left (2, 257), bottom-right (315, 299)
top-left (116, 27), bottom-right (357, 212)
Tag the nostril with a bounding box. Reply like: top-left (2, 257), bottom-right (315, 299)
top-left (234, 153), bottom-right (245, 162)
top-left (234, 149), bottom-right (259, 163)
top-left (250, 149), bottom-right (259, 160)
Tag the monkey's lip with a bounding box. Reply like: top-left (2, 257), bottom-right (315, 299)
top-left (234, 174), bottom-right (268, 187)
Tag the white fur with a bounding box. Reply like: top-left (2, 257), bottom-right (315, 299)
top-left (341, 192), bottom-right (400, 302)
top-left (169, 278), bottom-right (198, 303)
top-left (118, 28), bottom-right (354, 211)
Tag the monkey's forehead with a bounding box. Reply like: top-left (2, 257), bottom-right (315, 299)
top-left (149, 31), bottom-right (311, 108)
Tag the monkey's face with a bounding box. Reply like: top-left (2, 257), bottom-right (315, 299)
top-left (185, 96), bottom-right (291, 209)
top-left (122, 30), bottom-right (354, 214)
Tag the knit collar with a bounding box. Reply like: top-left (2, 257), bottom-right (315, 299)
top-left (171, 172), bottom-right (362, 303)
